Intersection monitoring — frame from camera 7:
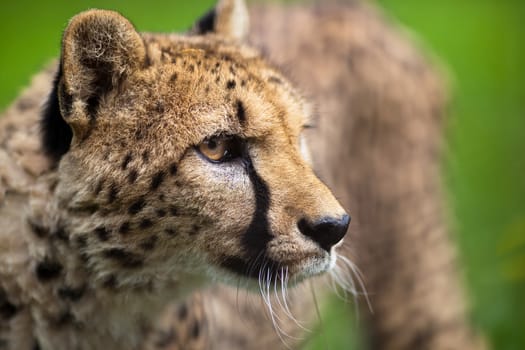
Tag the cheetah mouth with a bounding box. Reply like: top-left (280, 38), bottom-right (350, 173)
top-left (217, 252), bottom-right (332, 283)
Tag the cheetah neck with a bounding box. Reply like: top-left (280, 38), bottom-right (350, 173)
top-left (23, 174), bottom-right (207, 350)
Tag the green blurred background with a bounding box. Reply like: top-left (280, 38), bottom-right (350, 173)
top-left (0, 1), bottom-right (523, 349)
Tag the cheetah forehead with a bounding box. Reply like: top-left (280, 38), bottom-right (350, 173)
top-left (138, 34), bottom-right (311, 135)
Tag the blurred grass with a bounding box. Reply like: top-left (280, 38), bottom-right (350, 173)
top-left (0, 0), bottom-right (215, 108)
top-left (1, 1), bottom-right (524, 349)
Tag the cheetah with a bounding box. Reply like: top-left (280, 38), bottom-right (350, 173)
top-left (0, 0), bottom-right (351, 349)
top-left (1, 0), bottom-right (488, 349)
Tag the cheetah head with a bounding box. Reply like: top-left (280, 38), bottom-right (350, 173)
top-left (42, 0), bottom-right (350, 291)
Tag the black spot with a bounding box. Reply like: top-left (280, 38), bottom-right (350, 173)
top-left (121, 153), bottom-right (133, 170)
top-left (189, 224), bottom-right (200, 235)
top-left (129, 197), bottom-right (146, 215)
top-left (135, 128), bottom-right (145, 140)
top-left (79, 252), bottom-right (90, 264)
top-left (169, 163), bottom-right (178, 176)
top-left (28, 220), bottom-right (49, 238)
top-left (191, 321), bottom-right (201, 339)
top-left (0, 302), bottom-right (18, 319)
top-left (0, 292), bottom-right (19, 320)
top-left (94, 227), bottom-right (110, 241)
top-left (188, 64), bottom-right (195, 72)
top-left (53, 227), bottom-right (69, 242)
top-left (119, 222), bottom-right (131, 235)
top-left (236, 100), bottom-right (246, 124)
top-left (151, 171), bottom-right (165, 190)
top-left (36, 259), bottom-right (63, 281)
top-left (142, 150), bottom-right (150, 162)
top-left (170, 73), bottom-right (178, 82)
top-left (75, 235), bottom-right (87, 248)
top-left (128, 169), bottom-right (138, 184)
top-left (102, 275), bottom-right (117, 289)
top-left (165, 228), bottom-right (177, 236)
top-left (40, 64), bottom-right (73, 163)
top-left (83, 204), bottom-right (100, 214)
top-left (156, 101), bottom-right (165, 114)
top-left (55, 310), bottom-right (74, 326)
top-left (221, 54), bottom-right (234, 62)
top-left (140, 235), bottom-right (158, 250)
top-left (169, 206), bottom-right (178, 216)
top-left (268, 76), bottom-right (283, 84)
top-left (215, 76), bottom-right (221, 83)
top-left (108, 183), bottom-right (119, 203)
top-left (226, 80), bottom-right (236, 89)
top-left (139, 218), bottom-right (154, 229)
top-left (58, 285), bottom-right (85, 302)
top-left (177, 304), bottom-right (188, 320)
top-left (156, 208), bottom-right (167, 218)
top-left (103, 248), bottom-right (144, 268)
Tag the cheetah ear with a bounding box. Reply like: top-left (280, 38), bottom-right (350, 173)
top-left (60, 9), bottom-right (146, 122)
top-left (192, 0), bottom-right (249, 41)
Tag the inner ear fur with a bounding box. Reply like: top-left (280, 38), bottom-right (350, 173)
top-left (60, 9), bottom-right (146, 119)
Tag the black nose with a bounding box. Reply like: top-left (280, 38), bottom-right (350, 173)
top-left (297, 214), bottom-right (350, 252)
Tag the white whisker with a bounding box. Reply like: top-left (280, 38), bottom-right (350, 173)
top-left (338, 254), bottom-right (373, 313)
top-left (273, 267), bottom-right (310, 333)
top-left (264, 269), bottom-right (296, 348)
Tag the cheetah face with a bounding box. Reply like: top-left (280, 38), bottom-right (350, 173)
top-left (44, 6), bottom-right (349, 290)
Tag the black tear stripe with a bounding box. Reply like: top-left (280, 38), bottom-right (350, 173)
top-left (219, 156), bottom-right (280, 278)
top-left (41, 63), bottom-right (73, 163)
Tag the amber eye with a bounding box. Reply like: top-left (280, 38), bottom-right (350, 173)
top-left (197, 136), bottom-right (242, 163)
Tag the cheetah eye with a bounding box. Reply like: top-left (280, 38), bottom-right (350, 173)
top-left (197, 135), bottom-right (243, 163)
